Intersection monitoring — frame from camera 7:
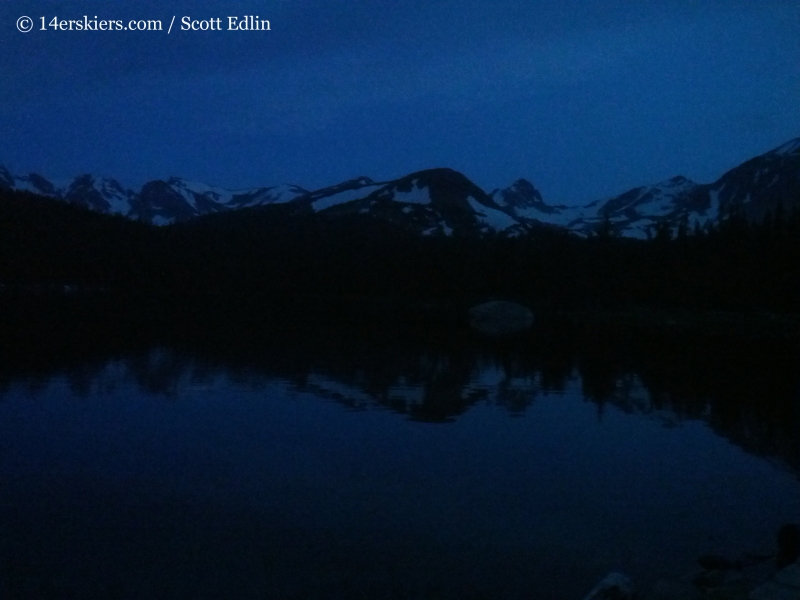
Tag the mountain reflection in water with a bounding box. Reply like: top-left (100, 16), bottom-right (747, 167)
top-left (0, 316), bottom-right (799, 599)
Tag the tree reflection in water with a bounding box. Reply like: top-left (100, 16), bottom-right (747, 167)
top-left (1, 316), bottom-right (798, 474)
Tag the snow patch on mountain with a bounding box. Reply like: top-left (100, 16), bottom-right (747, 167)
top-left (3, 134), bottom-right (799, 235)
top-left (311, 184), bottom-right (382, 211)
top-left (514, 204), bottom-right (587, 228)
top-left (466, 196), bottom-right (518, 231)
top-left (60, 175), bottom-right (134, 215)
top-left (771, 138), bottom-right (800, 156)
top-left (0, 166), bottom-right (13, 189)
top-left (95, 179), bottom-right (132, 215)
top-left (12, 173), bottom-right (59, 196)
top-left (251, 184), bottom-right (307, 206)
top-left (706, 187), bottom-right (721, 221)
top-left (391, 180), bottom-right (432, 205)
top-left (169, 179), bottom-right (220, 210)
top-left (490, 179), bottom-right (546, 210)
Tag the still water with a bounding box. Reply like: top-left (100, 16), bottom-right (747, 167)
top-left (1, 325), bottom-right (799, 599)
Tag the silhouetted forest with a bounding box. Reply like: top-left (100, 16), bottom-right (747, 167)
top-left (1, 188), bottom-right (800, 314)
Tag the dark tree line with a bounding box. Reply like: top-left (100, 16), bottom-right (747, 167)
top-left (1, 187), bottom-right (799, 314)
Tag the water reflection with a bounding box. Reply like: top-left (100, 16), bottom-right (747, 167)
top-left (1, 320), bottom-right (799, 599)
top-left (2, 322), bottom-right (798, 474)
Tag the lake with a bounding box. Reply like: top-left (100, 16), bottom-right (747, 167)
top-left (1, 312), bottom-right (799, 599)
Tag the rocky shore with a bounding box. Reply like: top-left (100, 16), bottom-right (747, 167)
top-left (583, 525), bottom-right (800, 600)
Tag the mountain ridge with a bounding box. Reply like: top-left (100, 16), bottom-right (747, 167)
top-left (1, 135), bottom-right (798, 237)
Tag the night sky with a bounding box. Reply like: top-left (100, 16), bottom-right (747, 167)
top-left (2, 0), bottom-right (799, 204)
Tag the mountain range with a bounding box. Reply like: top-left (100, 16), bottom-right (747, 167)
top-left (2, 136), bottom-right (798, 238)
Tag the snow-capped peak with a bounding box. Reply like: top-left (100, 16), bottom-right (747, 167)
top-left (0, 165), bottom-right (14, 189)
top-left (490, 178), bottom-right (544, 209)
top-left (3, 134), bottom-right (800, 235)
top-left (770, 138), bottom-right (800, 156)
top-left (63, 174), bottom-right (134, 215)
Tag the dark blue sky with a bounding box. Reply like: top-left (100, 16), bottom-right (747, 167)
top-left (2, 0), bottom-right (799, 203)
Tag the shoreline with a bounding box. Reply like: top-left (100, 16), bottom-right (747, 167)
top-left (2, 285), bottom-right (800, 340)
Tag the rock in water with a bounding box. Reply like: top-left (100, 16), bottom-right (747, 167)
top-left (468, 301), bottom-right (534, 337)
top-left (582, 572), bottom-right (635, 600)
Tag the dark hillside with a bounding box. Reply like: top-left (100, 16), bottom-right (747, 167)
top-left (2, 188), bottom-right (800, 315)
